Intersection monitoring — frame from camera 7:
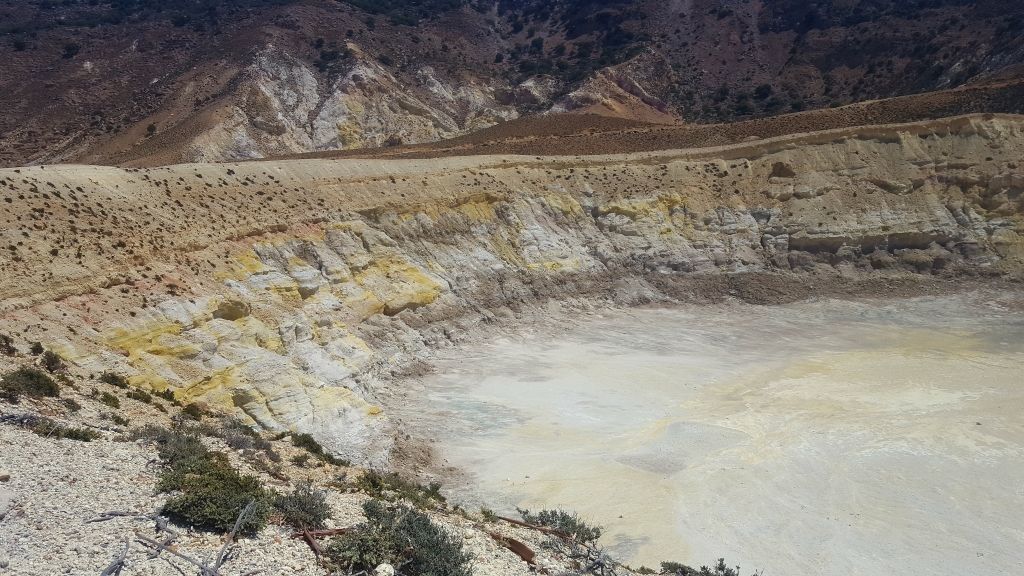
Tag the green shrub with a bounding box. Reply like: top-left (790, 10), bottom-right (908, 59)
top-left (662, 562), bottom-right (694, 575)
top-left (180, 402), bottom-right (203, 420)
top-left (55, 426), bottom-right (101, 441)
top-left (218, 418), bottom-right (273, 453)
top-left (0, 333), bottom-right (14, 355)
top-left (661, 559), bottom-right (745, 576)
top-left (63, 397), bottom-right (82, 412)
top-left (517, 508), bottom-right (602, 544)
top-left (1, 367), bottom-right (60, 402)
top-left (291, 453), bottom-right (311, 467)
top-left (29, 342), bottom-right (43, 355)
top-left (480, 507), bottom-right (499, 522)
top-left (292, 432), bottom-right (349, 466)
top-left (41, 350), bottom-right (64, 373)
top-left (355, 470), bottom-right (445, 509)
top-left (99, 372), bottom-right (129, 389)
top-left (55, 373), bottom-right (78, 391)
top-left (134, 425), bottom-right (272, 534)
top-left (100, 391), bottom-right (120, 408)
top-left (325, 499), bottom-right (471, 576)
top-left (291, 432), bottom-right (321, 453)
top-left (110, 413), bottom-right (130, 426)
top-left (274, 480), bottom-right (331, 529)
top-left (161, 466), bottom-right (271, 534)
top-left (129, 423), bottom-right (176, 444)
top-left (126, 389), bottom-right (152, 403)
top-left (31, 417), bottom-right (100, 441)
top-left (154, 388), bottom-right (176, 402)
top-left (253, 454), bottom-right (287, 480)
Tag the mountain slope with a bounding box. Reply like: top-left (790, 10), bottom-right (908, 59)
top-left (1, 0), bottom-right (1022, 167)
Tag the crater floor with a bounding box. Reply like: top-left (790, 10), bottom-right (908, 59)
top-left (392, 292), bottom-right (1024, 574)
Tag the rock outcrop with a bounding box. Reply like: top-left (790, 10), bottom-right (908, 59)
top-left (183, 49), bottom-right (522, 163)
top-left (1, 114), bottom-right (1021, 463)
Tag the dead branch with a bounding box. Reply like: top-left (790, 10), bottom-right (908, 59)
top-left (147, 514), bottom-right (180, 560)
top-left (213, 500), bottom-right (256, 570)
top-left (99, 535), bottom-right (130, 576)
top-left (300, 523), bottom-right (324, 557)
top-left (147, 532), bottom-right (179, 560)
top-left (136, 534), bottom-right (213, 575)
top-left (502, 516), bottom-right (620, 576)
top-left (137, 501), bottom-right (256, 576)
top-left (86, 511), bottom-right (135, 523)
top-left (581, 553), bottom-right (609, 574)
top-left (488, 532), bottom-right (536, 565)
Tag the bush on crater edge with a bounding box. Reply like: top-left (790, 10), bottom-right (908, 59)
top-left (0, 367), bottom-right (60, 402)
top-left (132, 424), bottom-right (272, 534)
top-left (325, 499), bottom-right (471, 576)
top-left (274, 480), bottom-right (332, 530)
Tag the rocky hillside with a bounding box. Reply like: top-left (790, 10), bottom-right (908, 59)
top-left (0, 113), bottom-right (1021, 465)
top-left (1, 0), bottom-right (1023, 167)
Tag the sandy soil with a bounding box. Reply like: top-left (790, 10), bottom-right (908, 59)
top-left (386, 291), bottom-right (1024, 574)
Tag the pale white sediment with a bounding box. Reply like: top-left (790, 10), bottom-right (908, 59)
top-left (391, 293), bottom-right (1024, 574)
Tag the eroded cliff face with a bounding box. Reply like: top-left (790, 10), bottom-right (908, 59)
top-left (184, 50), bottom-right (522, 163)
top-left (1, 114), bottom-right (1022, 463)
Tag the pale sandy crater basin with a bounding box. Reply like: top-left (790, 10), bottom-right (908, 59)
top-left (393, 294), bottom-right (1024, 575)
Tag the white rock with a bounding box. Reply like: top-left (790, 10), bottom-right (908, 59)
top-left (374, 563), bottom-right (396, 576)
top-left (0, 487), bottom-right (14, 520)
top-left (0, 554), bottom-right (8, 569)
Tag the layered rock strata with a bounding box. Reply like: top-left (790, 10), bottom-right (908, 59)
top-left (1, 114), bottom-right (1021, 462)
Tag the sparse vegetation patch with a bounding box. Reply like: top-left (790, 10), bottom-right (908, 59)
top-left (274, 480), bottom-right (332, 529)
top-left (41, 350), bottom-right (65, 373)
top-left (517, 507), bottom-right (602, 543)
top-left (355, 470), bottom-right (446, 509)
top-left (1, 367), bottom-right (60, 402)
top-left (0, 334), bottom-right (15, 356)
top-left (179, 402), bottom-right (204, 420)
top-left (99, 372), bottom-right (130, 389)
top-left (661, 558), bottom-right (750, 576)
top-left (126, 388), bottom-right (152, 403)
top-left (3, 413), bottom-right (100, 441)
top-left (99, 391), bottom-right (120, 408)
top-left (291, 432), bottom-right (350, 466)
top-left (133, 424), bottom-right (272, 534)
top-left (324, 499), bottom-right (471, 576)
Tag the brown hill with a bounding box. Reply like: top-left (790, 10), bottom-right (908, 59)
top-left (1, 0), bottom-right (1022, 167)
top-left (272, 80), bottom-right (1024, 161)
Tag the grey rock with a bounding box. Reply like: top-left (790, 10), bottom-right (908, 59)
top-left (0, 487), bottom-right (15, 520)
